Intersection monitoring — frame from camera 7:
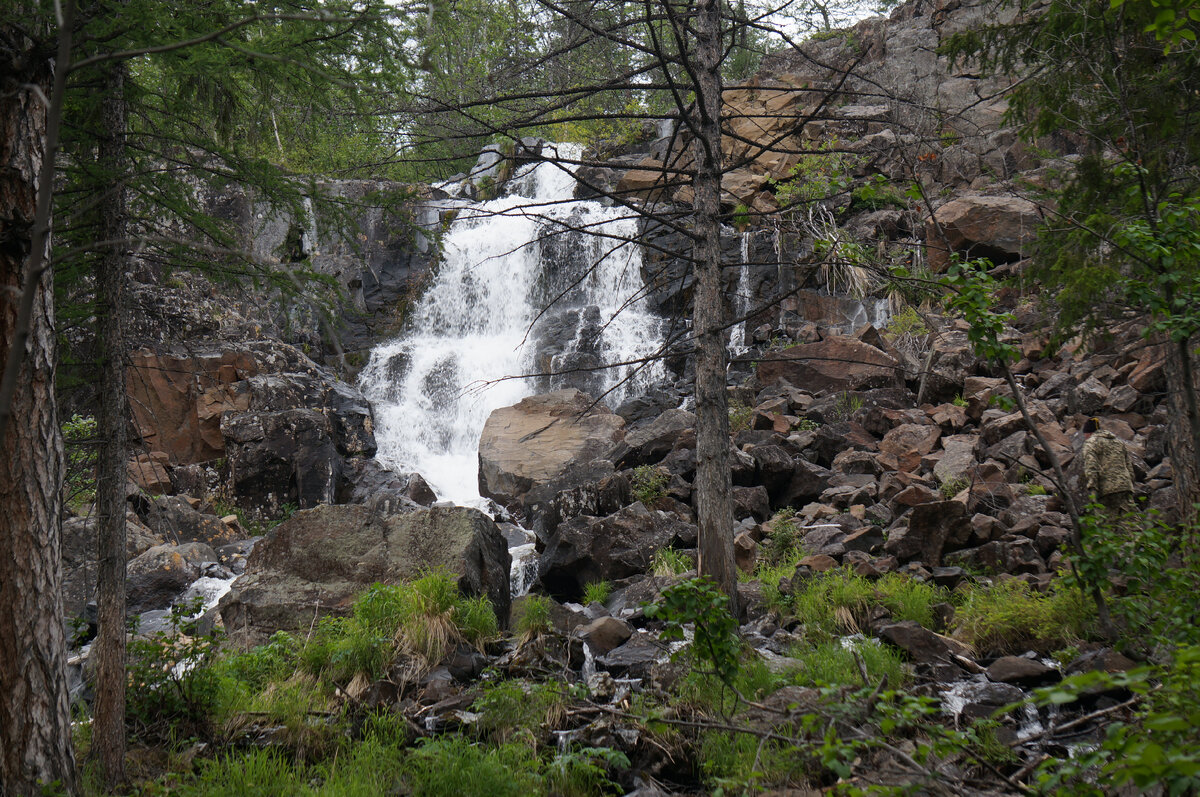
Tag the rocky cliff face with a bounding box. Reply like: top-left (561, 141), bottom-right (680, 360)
top-left (71, 0), bottom-right (1173, 681)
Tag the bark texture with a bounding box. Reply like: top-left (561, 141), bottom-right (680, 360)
top-left (93, 59), bottom-right (129, 787)
top-left (1165, 337), bottom-right (1200, 520)
top-left (0, 23), bottom-right (78, 796)
top-left (691, 0), bottom-right (738, 616)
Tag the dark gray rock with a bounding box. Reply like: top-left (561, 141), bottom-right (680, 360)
top-left (538, 503), bottom-right (693, 600)
top-left (986, 656), bottom-right (1059, 686)
top-left (219, 504), bottom-right (510, 647)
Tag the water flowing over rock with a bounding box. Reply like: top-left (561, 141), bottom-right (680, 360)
top-left (358, 146), bottom-right (667, 503)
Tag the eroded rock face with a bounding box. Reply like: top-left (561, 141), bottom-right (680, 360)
top-left (478, 389), bottom-right (625, 509)
top-left (219, 504), bottom-right (511, 647)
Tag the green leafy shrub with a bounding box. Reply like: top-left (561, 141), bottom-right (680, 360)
top-left (1031, 646), bottom-right (1200, 796)
top-left (582, 580), bottom-right (612, 606)
top-left (630, 464), bottom-right (669, 505)
top-left (646, 576), bottom-right (741, 681)
top-left (953, 579), bottom-right (1094, 655)
top-left (850, 174), bottom-right (909, 211)
top-left (772, 139), bottom-right (864, 207)
top-left (1068, 509), bottom-right (1200, 649)
top-left (126, 597), bottom-right (224, 745)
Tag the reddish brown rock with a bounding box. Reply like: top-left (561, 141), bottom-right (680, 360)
top-left (925, 195), bottom-right (1041, 271)
top-left (128, 349), bottom-right (256, 464)
top-left (879, 424), bottom-right (942, 472)
top-left (756, 335), bottom-right (901, 395)
top-left (128, 452), bottom-right (172, 494)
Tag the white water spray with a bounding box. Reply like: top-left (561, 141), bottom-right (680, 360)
top-left (358, 145), bottom-right (666, 504)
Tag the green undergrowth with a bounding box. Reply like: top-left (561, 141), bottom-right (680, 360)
top-left (170, 731), bottom-right (625, 797)
top-left (750, 559), bottom-right (1096, 657)
top-left (786, 638), bottom-right (910, 690)
top-left (952, 577), bottom-right (1095, 656)
top-left (761, 567), bottom-right (948, 641)
top-left (299, 573), bottom-right (499, 684)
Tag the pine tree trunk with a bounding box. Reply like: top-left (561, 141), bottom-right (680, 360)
top-left (93, 58), bottom-right (129, 788)
top-left (0, 22), bottom-right (78, 795)
top-left (1165, 336), bottom-right (1200, 520)
top-left (691, 0), bottom-right (738, 617)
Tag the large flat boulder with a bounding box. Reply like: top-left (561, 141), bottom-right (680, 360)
top-left (756, 335), bottom-right (901, 395)
top-left (478, 389), bottom-right (625, 509)
top-left (219, 504), bottom-right (511, 647)
top-left (926, 195), bottom-right (1041, 271)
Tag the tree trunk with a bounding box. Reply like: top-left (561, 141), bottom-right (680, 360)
top-left (1165, 336), bottom-right (1200, 520)
top-left (93, 58), bottom-right (129, 788)
top-left (0, 22), bottom-right (78, 796)
top-left (691, 0), bottom-right (738, 617)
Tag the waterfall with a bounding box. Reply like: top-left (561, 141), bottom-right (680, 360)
top-left (729, 231), bottom-right (752, 354)
top-left (358, 144), bottom-right (666, 504)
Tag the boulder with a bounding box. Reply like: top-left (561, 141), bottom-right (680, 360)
top-left (986, 656), bottom-right (1059, 686)
top-left (219, 504), bottom-right (511, 646)
top-left (525, 461), bottom-right (632, 540)
top-left (128, 452), bottom-right (173, 494)
top-left (614, 409), bottom-right (696, 467)
top-left (61, 514), bottom-right (168, 618)
top-left (934, 435), bottom-right (979, 485)
top-left (598, 631), bottom-right (666, 679)
top-left (142, 496), bottom-right (241, 548)
top-left (884, 501), bottom-right (968, 565)
top-left (222, 408), bottom-right (340, 515)
top-left (538, 503), bottom-right (691, 600)
top-left (925, 195), bottom-right (1041, 271)
top-left (756, 335), bottom-right (901, 395)
top-left (879, 424), bottom-right (941, 472)
top-left (578, 616), bottom-right (633, 656)
top-left (126, 542), bottom-right (217, 614)
top-left (127, 349), bottom-right (257, 464)
top-left (878, 620), bottom-right (972, 664)
top-left (478, 389), bottom-right (624, 509)
top-left (339, 457), bottom-right (437, 509)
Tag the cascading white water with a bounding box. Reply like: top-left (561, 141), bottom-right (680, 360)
top-left (729, 231), bottom-right (753, 353)
top-left (358, 145), bottom-right (665, 505)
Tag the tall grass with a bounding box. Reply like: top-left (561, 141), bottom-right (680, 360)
top-left (953, 579), bottom-right (1095, 655)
